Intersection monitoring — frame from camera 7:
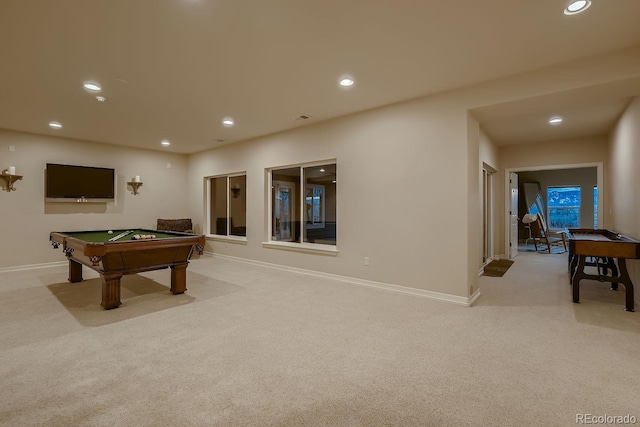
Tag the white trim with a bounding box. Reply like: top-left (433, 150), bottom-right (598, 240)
top-left (212, 253), bottom-right (477, 307)
top-left (1, 254), bottom-right (480, 307)
top-left (206, 235), bottom-right (247, 244)
top-left (262, 241), bottom-right (338, 256)
top-left (504, 162), bottom-right (603, 260)
top-left (468, 288), bottom-right (482, 306)
top-left (266, 168), bottom-right (273, 241)
top-left (203, 176), bottom-right (211, 234)
top-left (0, 261), bottom-right (66, 273)
top-left (482, 164), bottom-right (496, 263)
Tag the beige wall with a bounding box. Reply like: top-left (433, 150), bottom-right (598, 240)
top-left (467, 113), bottom-right (481, 295)
top-left (185, 46), bottom-right (640, 302)
top-left (0, 129), bottom-right (189, 268)
top-left (3, 46), bottom-right (640, 305)
top-left (479, 130), bottom-right (499, 172)
top-left (188, 94), bottom-right (473, 298)
top-left (608, 96), bottom-right (640, 302)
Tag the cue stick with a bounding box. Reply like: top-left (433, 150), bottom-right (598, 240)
top-left (109, 230), bottom-right (134, 241)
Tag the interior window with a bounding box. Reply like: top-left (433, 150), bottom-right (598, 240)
top-left (270, 162), bottom-right (336, 245)
top-left (208, 173), bottom-right (247, 237)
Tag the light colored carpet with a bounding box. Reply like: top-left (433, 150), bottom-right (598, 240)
top-left (1, 251), bottom-right (639, 426)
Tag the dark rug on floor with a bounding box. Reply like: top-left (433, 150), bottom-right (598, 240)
top-left (483, 259), bottom-right (514, 277)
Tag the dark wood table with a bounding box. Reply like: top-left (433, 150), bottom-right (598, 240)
top-left (568, 228), bottom-right (640, 312)
top-left (50, 229), bottom-right (205, 309)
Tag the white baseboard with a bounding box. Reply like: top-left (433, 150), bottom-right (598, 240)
top-left (1, 254), bottom-right (481, 308)
top-left (210, 253), bottom-right (478, 307)
top-left (468, 287), bottom-right (482, 306)
top-left (0, 261), bottom-right (66, 273)
top-left (4, 253), bottom-right (633, 310)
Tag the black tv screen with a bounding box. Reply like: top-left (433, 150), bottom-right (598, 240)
top-left (46, 163), bottom-right (115, 201)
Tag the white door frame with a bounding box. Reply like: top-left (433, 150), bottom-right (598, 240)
top-left (273, 180), bottom-right (296, 241)
top-left (483, 163), bottom-right (497, 265)
top-left (509, 172), bottom-right (519, 259)
top-left (503, 162), bottom-right (603, 260)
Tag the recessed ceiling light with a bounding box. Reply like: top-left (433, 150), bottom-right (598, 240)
top-left (49, 121), bottom-right (62, 129)
top-left (161, 140), bottom-right (171, 146)
top-left (319, 168), bottom-right (325, 172)
top-left (564, 0), bottom-right (591, 15)
top-left (83, 82), bottom-right (101, 92)
top-left (95, 96), bottom-right (106, 102)
top-left (549, 116), bottom-right (563, 125)
top-left (339, 77), bottom-right (354, 87)
top-left (222, 118), bottom-right (235, 126)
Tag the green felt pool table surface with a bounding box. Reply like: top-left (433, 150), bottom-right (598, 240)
top-left (61, 229), bottom-right (189, 242)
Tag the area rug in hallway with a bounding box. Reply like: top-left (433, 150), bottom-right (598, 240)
top-left (483, 259), bottom-right (514, 277)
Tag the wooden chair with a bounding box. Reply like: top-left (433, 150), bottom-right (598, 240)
top-left (529, 214), bottom-right (567, 253)
top-left (156, 218), bottom-right (193, 233)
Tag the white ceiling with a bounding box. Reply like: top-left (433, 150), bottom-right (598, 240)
top-left (1, 0), bottom-right (640, 153)
top-left (473, 76), bottom-right (640, 145)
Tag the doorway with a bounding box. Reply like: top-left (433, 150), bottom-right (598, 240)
top-left (504, 163), bottom-right (603, 259)
top-left (273, 180), bottom-right (296, 241)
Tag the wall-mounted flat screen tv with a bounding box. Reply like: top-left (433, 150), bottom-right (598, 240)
top-left (46, 163), bottom-right (116, 202)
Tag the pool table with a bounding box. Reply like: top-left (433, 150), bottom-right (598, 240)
top-left (50, 229), bottom-right (205, 309)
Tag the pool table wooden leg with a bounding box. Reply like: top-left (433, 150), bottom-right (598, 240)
top-left (101, 273), bottom-right (123, 310)
top-left (170, 262), bottom-right (188, 294)
top-left (68, 260), bottom-right (83, 283)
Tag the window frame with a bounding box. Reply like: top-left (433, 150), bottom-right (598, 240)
top-left (205, 171), bottom-right (247, 242)
top-left (264, 160), bottom-right (338, 255)
top-left (546, 185), bottom-right (581, 229)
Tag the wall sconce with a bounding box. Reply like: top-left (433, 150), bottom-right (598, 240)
top-left (127, 175), bottom-right (143, 195)
top-left (231, 184), bottom-right (241, 198)
top-left (0, 166), bottom-right (23, 192)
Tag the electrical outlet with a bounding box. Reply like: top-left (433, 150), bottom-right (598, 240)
top-left (9, 145), bottom-right (15, 152)
top-left (364, 257), bottom-right (370, 266)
